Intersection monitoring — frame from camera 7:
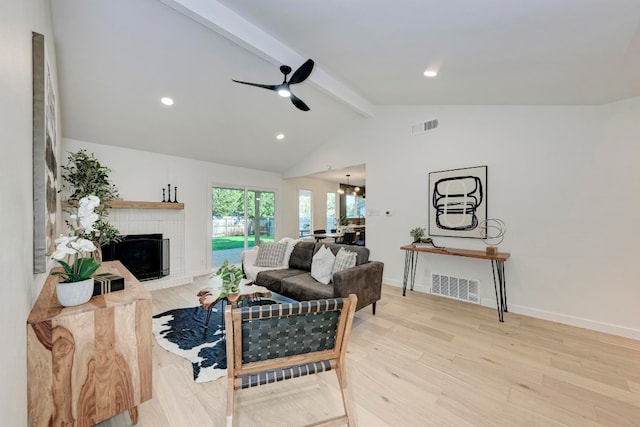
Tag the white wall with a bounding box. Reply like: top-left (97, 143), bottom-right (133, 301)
top-left (62, 139), bottom-right (284, 276)
top-left (0, 0), bottom-right (58, 424)
top-left (286, 100), bottom-right (640, 339)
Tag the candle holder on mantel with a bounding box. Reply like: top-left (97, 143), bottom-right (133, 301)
top-left (173, 186), bottom-right (178, 203)
top-left (162, 188), bottom-right (166, 202)
top-left (479, 218), bottom-right (506, 255)
top-left (166, 184), bottom-right (172, 203)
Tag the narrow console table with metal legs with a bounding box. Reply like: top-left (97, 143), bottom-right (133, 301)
top-left (400, 245), bottom-right (511, 322)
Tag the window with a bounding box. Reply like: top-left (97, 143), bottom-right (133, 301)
top-left (345, 194), bottom-right (366, 218)
top-left (339, 183), bottom-right (366, 220)
top-left (211, 186), bottom-right (276, 269)
top-left (327, 192), bottom-right (337, 231)
top-left (299, 189), bottom-right (312, 236)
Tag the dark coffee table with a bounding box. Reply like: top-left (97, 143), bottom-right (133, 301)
top-left (197, 279), bottom-right (272, 332)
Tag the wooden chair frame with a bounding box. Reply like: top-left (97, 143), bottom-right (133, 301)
top-left (225, 294), bottom-right (358, 427)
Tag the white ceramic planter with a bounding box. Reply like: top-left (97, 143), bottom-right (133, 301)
top-left (56, 277), bottom-right (94, 307)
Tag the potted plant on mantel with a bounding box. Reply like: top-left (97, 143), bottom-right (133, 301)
top-left (61, 149), bottom-right (122, 257)
top-left (211, 259), bottom-right (243, 298)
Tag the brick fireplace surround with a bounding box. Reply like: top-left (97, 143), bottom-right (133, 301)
top-left (107, 201), bottom-right (192, 290)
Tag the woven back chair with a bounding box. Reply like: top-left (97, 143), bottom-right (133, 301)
top-left (225, 294), bottom-right (358, 427)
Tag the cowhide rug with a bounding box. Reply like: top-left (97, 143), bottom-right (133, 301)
top-left (152, 300), bottom-right (275, 383)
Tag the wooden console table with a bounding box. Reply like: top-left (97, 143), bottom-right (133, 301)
top-left (400, 245), bottom-right (511, 322)
top-left (27, 261), bottom-right (152, 426)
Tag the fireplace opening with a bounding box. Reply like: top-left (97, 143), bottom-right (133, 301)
top-left (102, 233), bottom-right (170, 281)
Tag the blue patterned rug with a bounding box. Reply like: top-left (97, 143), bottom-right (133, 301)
top-left (152, 299), bottom-right (276, 383)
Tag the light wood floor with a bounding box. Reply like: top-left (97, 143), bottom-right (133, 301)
top-left (99, 281), bottom-right (640, 427)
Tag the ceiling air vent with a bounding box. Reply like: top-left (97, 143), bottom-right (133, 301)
top-left (411, 119), bottom-right (439, 135)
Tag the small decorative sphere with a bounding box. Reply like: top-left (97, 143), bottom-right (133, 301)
top-left (478, 218), bottom-right (506, 247)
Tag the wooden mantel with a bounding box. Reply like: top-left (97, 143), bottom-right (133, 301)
top-left (64, 200), bottom-right (184, 210)
top-left (106, 200), bottom-right (184, 210)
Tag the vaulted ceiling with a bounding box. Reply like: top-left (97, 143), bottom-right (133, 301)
top-left (51, 0), bottom-right (640, 181)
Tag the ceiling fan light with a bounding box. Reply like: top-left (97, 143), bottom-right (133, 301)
top-left (278, 88), bottom-right (291, 97)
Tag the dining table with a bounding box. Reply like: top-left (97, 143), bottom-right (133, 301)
top-left (313, 232), bottom-right (341, 242)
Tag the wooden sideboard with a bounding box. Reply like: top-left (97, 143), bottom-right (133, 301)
top-left (27, 261), bottom-right (152, 426)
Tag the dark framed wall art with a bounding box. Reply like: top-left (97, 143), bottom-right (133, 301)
top-left (32, 32), bottom-right (58, 273)
top-left (428, 165), bottom-right (487, 239)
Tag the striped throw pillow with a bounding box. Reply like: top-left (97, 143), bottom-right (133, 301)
top-left (332, 247), bottom-right (357, 276)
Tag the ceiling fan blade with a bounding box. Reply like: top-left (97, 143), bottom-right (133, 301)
top-left (290, 93), bottom-right (310, 111)
top-left (232, 79), bottom-right (278, 91)
top-left (288, 59), bottom-right (315, 85)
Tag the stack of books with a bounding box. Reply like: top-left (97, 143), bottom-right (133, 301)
top-left (92, 273), bottom-right (125, 296)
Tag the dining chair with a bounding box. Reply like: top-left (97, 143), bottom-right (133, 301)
top-left (341, 231), bottom-right (356, 245)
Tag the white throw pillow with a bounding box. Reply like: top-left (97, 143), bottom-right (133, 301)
top-left (332, 247), bottom-right (357, 276)
top-left (311, 245), bottom-right (335, 285)
top-left (255, 242), bottom-right (287, 267)
top-left (278, 237), bottom-right (299, 268)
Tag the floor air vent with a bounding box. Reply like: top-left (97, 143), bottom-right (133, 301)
top-left (431, 273), bottom-right (480, 304)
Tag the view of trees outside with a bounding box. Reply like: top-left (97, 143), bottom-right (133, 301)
top-left (212, 187), bottom-right (275, 249)
top-left (346, 194), bottom-right (366, 218)
top-left (327, 192), bottom-right (337, 231)
top-left (212, 188), bottom-right (275, 221)
top-left (299, 189), bottom-right (312, 235)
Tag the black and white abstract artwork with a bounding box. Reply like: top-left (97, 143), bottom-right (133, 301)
top-left (429, 166), bottom-right (487, 238)
top-left (32, 32), bottom-right (58, 273)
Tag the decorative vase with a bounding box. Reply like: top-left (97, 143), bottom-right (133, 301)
top-left (92, 243), bottom-right (103, 264)
top-left (56, 277), bottom-right (94, 307)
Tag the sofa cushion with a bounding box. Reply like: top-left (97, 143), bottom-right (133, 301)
top-left (310, 245), bottom-right (335, 285)
top-left (288, 241), bottom-right (316, 271)
top-left (279, 237), bottom-right (299, 267)
top-left (314, 243), bottom-right (369, 265)
top-left (332, 247), bottom-right (357, 276)
top-left (255, 268), bottom-right (308, 295)
top-left (255, 242), bottom-right (287, 267)
top-left (281, 273), bottom-right (334, 301)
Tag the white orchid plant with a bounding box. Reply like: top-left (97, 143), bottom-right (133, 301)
top-left (50, 195), bottom-right (102, 283)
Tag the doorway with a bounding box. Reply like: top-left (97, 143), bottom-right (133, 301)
top-left (211, 186), bottom-right (276, 268)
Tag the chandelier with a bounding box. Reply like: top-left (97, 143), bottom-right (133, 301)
top-left (338, 174), bottom-right (360, 195)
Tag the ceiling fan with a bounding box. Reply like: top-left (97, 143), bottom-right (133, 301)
top-left (232, 59), bottom-right (314, 111)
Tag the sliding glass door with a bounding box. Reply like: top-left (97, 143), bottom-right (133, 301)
top-left (212, 186), bottom-right (275, 268)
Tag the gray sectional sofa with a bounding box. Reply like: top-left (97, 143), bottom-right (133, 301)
top-left (245, 241), bottom-right (383, 313)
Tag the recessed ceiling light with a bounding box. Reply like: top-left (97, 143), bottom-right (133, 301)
top-left (276, 133), bottom-right (285, 140)
top-left (161, 97), bottom-right (174, 106)
top-left (423, 70), bottom-right (437, 77)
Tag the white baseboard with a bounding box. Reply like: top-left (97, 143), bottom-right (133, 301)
top-left (141, 273), bottom-right (193, 291)
top-left (382, 278), bottom-right (640, 340)
top-left (508, 304), bottom-right (640, 340)
top-left (383, 278), bottom-right (431, 294)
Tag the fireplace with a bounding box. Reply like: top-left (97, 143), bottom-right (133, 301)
top-left (102, 233), bottom-right (170, 281)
